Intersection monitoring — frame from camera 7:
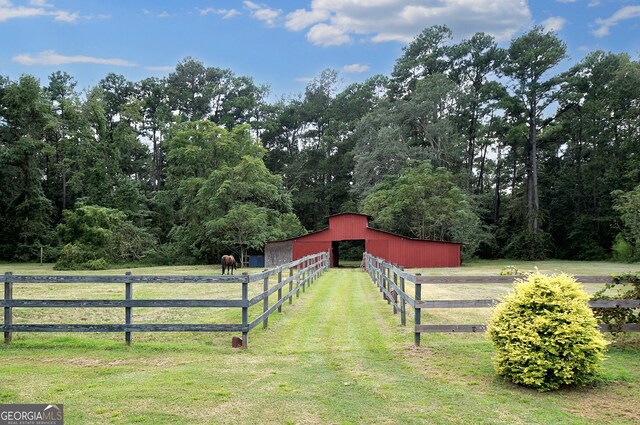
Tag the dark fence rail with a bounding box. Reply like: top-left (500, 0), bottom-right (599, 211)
top-left (363, 252), bottom-right (640, 346)
top-left (2, 251), bottom-right (330, 347)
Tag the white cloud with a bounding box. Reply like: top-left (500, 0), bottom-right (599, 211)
top-left (13, 50), bottom-right (137, 67)
top-left (0, 1), bottom-right (78, 22)
top-left (157, 11), bottom-right (170, 18)
top-left (29, 0), bottom-right (51, 6)
top-left (556, 0), bottom-right (576, 3)
top-left (541, 16), bottom-right (567, 32)
top-left (593, 5), bottom-right (640, 37)
top-left (307, 23), bottom-right (351, 46)
top-left (53, 10), bottom-right (78, 22)
top-left (199, 8), bottom-right (240, 19)
top-left (285, 8), bottom-right (330, 31)
top-left (283, 0), bottom-right (532, 47)
top-left (343, 63), bottom-right (370, 73)
top-left (244, 1), bottom-right (281, 28)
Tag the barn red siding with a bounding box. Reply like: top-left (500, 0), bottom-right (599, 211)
top-left (327, 214), bottom-right (370, 240)
top-left (292, 241), bottom-right (331, 260)
top-left (266, 213), bottom-right (460, 268)
top-left (366, 229), bottom-right (460, 268)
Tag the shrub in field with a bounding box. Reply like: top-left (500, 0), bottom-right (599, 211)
top-left (54, 243), bottom-right (108, 270)
top-left (54, 204), bottom-right (157, 269)
top-left (488, 272), bottom-right (608, 391)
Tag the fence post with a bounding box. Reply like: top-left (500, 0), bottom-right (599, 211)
top-left (378, 260), bottom-right (383, 293)
top-left (393, 267), bottom-right (398, 314)
top-left (4, 272), bottom-right (12, 344)
top-left (400, 267), bottom-right (406, 326)
top-left (277, 268), bottom-right (283, 313)
top-left (414, 273), bottom-right (422, 347)
top-left (383, 264), bottom-right (389, 302)
top-left (314, 256), bottom-right (318, 282)
top-left (296, 262), bottom-right (301, 298)
top-left (242, 272), bottom-right (249, 348)
top-left (312, 256), bottom-right (316, 285)
top-left (263, 269), bottom-right (269, 329)
top-left (302, 259), bottom-right (307, 293)
top-left (288, 266), bottom-right (293, 305)
top-left (125, 271), bottom-right (132, 346)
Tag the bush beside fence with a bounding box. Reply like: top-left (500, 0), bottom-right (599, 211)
top-left (363, 252), bottom-right (640, 346)
top-left (2, 251), bottom-right (330, 348)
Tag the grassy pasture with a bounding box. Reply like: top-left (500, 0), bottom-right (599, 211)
top-left (409, 259), bottom-right (640, 329)
top-left (0, 262), bottom-right (639, 424)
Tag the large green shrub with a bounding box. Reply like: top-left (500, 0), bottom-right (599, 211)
top-left (488, 273), bottom-right (608, 391)
top-left (55, 204), bottom-right (157, 269)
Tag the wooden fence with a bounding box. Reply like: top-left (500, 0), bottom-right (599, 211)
top-left (363, 252), bottom-right (640, 346)
top-left (2, 251), bottom-right (329, 348)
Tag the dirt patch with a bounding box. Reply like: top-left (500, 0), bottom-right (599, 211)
top-left (562, 383), bottom-right (640, 423)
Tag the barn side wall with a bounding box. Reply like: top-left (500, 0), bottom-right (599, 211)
top-left (366, 229), bottom-right (460, 268)
top-left (265, 240), bottom-right (293, 267)
top-left (292, 241), bottom-right (331, 261)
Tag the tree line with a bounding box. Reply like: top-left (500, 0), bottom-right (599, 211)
top-left (1, 25), bottom-right (639, 267)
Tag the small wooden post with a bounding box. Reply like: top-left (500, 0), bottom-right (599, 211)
top-left (314, 256), bottom-right (318, 282)
top-left (302, 259), bottom-right (307, 293)
top-left (376, 261), bottom-right (380, 283)
top-left (125, 271), bottom-right (132, 345)
top-left (378, 260), bottom-right (383, 293)
top-left (277, 268), bottom-right (283, 313)
top-left (263, 270), bottom-right (269, 329)
top-left (414, 274), bottom-right (422, 347)
top-left (400, 267), bottom-right (406, 326)
top-left (296, 262), bottom-right (301, 298)
top-left (288, 267), bottom-right (293, 304)
top-left (388, 266), bottom-right (392, 300)
top-left (4, 272), bottom-right (13, 344)
top-left (310, 256), bottom-right (314, 285)
top-left (393, 268), bottom-right (398, 314)
top-left (241, 272), bottom-right (249, 348)
top-left (383, 265), bottom-right (388, 301)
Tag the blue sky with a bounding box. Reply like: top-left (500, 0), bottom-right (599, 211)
top-left (1, 0), bottom-right (639, 98)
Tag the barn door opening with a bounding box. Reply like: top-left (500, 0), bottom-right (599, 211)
top-left (331, 241), bottom-right (340, 267)
top-left (331, 240), bottom-right (365, 268)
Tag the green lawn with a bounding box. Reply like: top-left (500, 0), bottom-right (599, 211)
top-left (413, 258), bottom-right (640, 276)
top-left (0, 263), bottom-right (639, 424)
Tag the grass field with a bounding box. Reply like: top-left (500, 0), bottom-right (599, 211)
top-left (0, 262), bottom-right (639, 424)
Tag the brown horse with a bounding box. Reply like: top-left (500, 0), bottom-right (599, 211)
top-left (221, 255), bottom-right (237, 275)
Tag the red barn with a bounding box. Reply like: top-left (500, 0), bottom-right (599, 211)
top-left (265, 213), bottom-right (461, 268)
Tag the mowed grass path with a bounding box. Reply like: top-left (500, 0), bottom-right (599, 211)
top-left (1, 268), bottom-right (639, 424)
